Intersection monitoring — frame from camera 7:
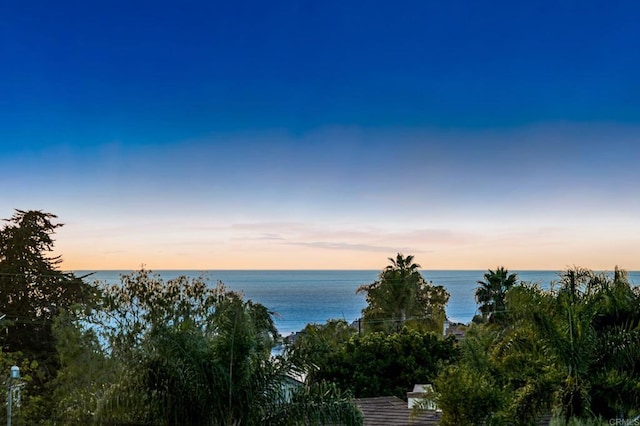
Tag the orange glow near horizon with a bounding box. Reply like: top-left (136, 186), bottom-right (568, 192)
top-left (56, 236), bottom-right (640, 272)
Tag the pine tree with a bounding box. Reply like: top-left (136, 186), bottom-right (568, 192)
top-left (0, 209), bottom-right (95, 421)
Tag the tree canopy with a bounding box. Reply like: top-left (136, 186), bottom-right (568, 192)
top-left (357, 253), bottom-right (449, 334)
top-left (0, 209), bottom-right (96, 422)
top-left (287, 322), bottom-right (459, 400)
top-left (0, 210), bottom-right (94, 349)
top-left (55, 269), bottom-right (363, 425)
top-left (475, 266), bottom-right (518, 325)
top-left (435, 266), bottom-right (640, 424)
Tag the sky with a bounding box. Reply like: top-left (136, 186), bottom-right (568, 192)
top-left (1, 1), bottom-right (639, 270)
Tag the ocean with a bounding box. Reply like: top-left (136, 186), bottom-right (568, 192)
top-left (77, 270), bottom-right (640, 336)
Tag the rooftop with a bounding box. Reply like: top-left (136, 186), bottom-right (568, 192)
top-left (355, 396), bottom-right (440, 426)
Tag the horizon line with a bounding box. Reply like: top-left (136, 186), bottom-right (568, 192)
top-left (65, 267), bottom-right (640, 272)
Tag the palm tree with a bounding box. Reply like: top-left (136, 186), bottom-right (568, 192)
top-left (494, 267), bottom-right (640, 421)
top-left (357, 254), bottom-right (448, 333)
top-left (475, 267), bottom-right (518, 325)
top-left (384, 253), bottom-right (422, 326)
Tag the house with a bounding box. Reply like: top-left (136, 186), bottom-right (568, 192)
top-left (280, 371), bottom-right (306, 402)
top-left (355, 394), bottom-right (552, 425)
top-left (355, 396), bottom-right (440, 425)
top-left (407, 384), bottom-right (437, 411)
top-left (443, 321), bottom-right (466, 340)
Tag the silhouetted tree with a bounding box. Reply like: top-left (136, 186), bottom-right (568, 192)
top-left (357, 254), bottom-right (449, 333)
top-left (475, 267), bottom-right (518, 325)
top-left (0, 209), bottom-right (96, 421)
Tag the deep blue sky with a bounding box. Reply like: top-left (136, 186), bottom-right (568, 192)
top-left (1, 1), bottom-right (639, 269)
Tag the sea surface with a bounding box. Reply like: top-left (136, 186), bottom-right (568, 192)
top-left (77, 270), bottom-right (640, 336)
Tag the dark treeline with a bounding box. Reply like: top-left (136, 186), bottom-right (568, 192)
top-left (0, 210), bottom-right (638, 425)
top-left (0, 210), bottom-right (361, 425)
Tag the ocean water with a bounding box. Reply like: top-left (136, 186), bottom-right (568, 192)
top-left (78, 270), bottom-right (640, 336)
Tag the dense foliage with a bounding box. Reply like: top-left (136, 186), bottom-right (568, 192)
top-left (357, 253), bottom-right (449, 334)
top-left (434, 267), bottom-right (640, 425)
top-left (285, 319), bottom-right (355, 382)
top-left (4, 209), bottom-right (640, 425)
top-left (287, 255), bottom-right (457, 402)
top-left (53, 270), bottom-right (362, 425)
top-left (287, 324), bottom-right (459, 399)
top-left (0, 210), bottom-right (97, 423)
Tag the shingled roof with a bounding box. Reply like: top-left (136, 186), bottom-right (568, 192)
top-left (355, 396), bottom-right (441, 426)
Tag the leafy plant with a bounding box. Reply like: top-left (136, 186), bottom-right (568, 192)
top-left (357, 254), bottom-right (449, 334)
